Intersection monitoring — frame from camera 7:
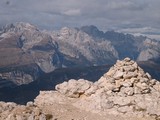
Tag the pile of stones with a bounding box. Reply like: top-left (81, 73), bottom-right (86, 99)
top-left (55, 58), bottom-right (160, 118)
top-left (97, 57), bottom-right (157, 96)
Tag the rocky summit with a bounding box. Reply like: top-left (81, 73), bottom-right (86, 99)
top-left (0, 58), bottom-right (160, 120)
top-left (54, 58), bottom-right (160, 119)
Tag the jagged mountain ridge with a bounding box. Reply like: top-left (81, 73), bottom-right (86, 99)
top-left (81, 25), bottom-right (160, 61)
top-left (0, 22), bottom-right (160, 88)
top-left (46, 27), bottom-right (118, 66)
top-left (0, 22), bottom-right (119, 68)
top-left (0, 22), bottom-right (119, 87)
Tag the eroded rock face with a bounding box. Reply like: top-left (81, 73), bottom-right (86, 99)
top-left (0, 22), bottom-right (61, 73)
top-left (48, 27), bottom-right (118, 66)
top-left (0, 71), bottom-right (33, 86)
top-left (55, 58), bottom-right (160, 118)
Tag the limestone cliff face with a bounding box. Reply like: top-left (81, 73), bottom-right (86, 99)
top-left (0, 22), bottom-right (61, 73)
top-left (137, 39), bottom-right (160, 61)
top-left (0, 64), bottom-right (40, 88)
top-left (48, 27), bottom-right (118, 66)
top-left (0, 71), bottom-right (33, 86)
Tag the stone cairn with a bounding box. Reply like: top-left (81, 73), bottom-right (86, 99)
top-left (56, 58), bottom-right (160, 118)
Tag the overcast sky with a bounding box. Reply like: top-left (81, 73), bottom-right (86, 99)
top-left (0, 0), bottom-right (160, 39)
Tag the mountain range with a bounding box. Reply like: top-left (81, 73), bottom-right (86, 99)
top-left (0, 22), bottom-right (160, 89)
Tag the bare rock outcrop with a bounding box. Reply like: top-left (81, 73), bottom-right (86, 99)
top-left (55, 58), bottom-right (160, 119)
top-left (0, 101), bottom-right (51, 120)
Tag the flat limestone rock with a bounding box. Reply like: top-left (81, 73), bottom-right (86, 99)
top-left (55, 79), bottom-right (93, 98)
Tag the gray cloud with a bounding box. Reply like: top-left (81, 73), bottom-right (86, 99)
top-left (62, 9), bottom-right (81, 16)
top-left (0, 0), bottom-right (160, 39)
top-left (105, 1), bottom-right (147, 11)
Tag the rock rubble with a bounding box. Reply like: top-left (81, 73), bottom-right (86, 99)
top-left (0, 101), bottom-right (52, 120)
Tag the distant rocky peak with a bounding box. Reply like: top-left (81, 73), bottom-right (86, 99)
top-left (81, 25), bottom-right (99, 32)
top-left (58, 27), bottom-right (79, 39)
top-left (15, 22), bottom-right (38, 31)
top-left (60, 27), bottom-right (72, 36)
top-left (2, 22), bottom-right (38, 33)
top-left (2, 23), bottom-right (15, 32)
top-left (80, 25), bottom-right (104, 38)
top-left (60, 27), bottom-right (79, 34)
top-left (144, 38), bottom-right (160, 47)
top-left (60, 26), bottom-right (71, 31)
